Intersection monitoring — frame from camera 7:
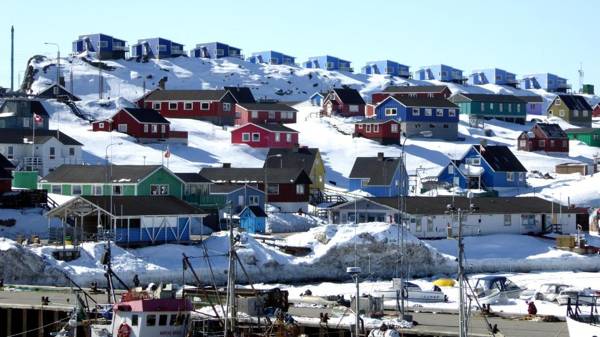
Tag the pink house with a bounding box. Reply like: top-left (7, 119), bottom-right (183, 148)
top-left (231, 123), bottom-right (299, 148)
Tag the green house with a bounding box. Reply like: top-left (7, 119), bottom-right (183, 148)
top-left (39, 164), bottom-right (184, 198)
top-left (565, 128), bottom-right (600, 147)
top-left (449, 93), bottom-right (526, 126)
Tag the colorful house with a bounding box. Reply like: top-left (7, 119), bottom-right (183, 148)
top-left (0, 153), bottom-right (15, 193)
top-left (348, 152), bottom-right (408, 197)
top-left (468, 68), bottom-right (518, 87)
top-left (449, 93), bottom-right (526, 126)
top-left (303, 56), bottom-right (352, 72)
top-left (247, 51), bottom-right (295, 65)
top-left (517, 95), bottom-right (544, 115)
top-left (39, 165), bottom-right (184, 198)
top-left (263, 147), bottom-right (326, 192)
top-left (190, 42), bottom-right (242, 59)
top-left (413, 64), bottom-right (465, 83)
top-left (371, 85), bottom-right (452, 104)
top-left (91, 107), bottom-right (188, 144)
top-left (437, 145), bottom-right (527, 191)
top-left (0, 97), bottom-right (50, 130)
top-left (231, 123), bottom-right (299, 148)
top-left (209, 183), bottom-right (265, 214)
top-left (199, 165), bottom-right (312, 212)
top-left (565, 128), bottom-right (600, 147)
top-left (36, 84), bottom-right (80, 102)
top-left (547, 95), bottom-right (592, 127)
top-left (322, 88), bottom-right (366, 117)
top-left (239, 206), bottom-right (267, 234)
top-left (224, 86), bottom-right (257, 104)
top-left (234, 103), bottom-right (297, 125)
top-left (354, 119), bottom-right (401, 145)
top-left (592, 103), bottom-right (600, 118)
top-left (520, 73), bottom-right (570, 93)
top-left (365, 95), bottom-right (459, 140)
top-left (131, 38), bottom-right (185, 59)
top-left (362, 61), bottom-right (410, 78)
top-left (517, 123), bottom-right (569, 152)
top-left (47, 195), bottom-right (206, 246)
top-left (309, 91), bottom-right (329, 107)
top-left (72, 33), bottom-right (127, 60)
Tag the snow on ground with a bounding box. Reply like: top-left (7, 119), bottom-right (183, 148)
top-left (0, 208), bottom-right (61, 239)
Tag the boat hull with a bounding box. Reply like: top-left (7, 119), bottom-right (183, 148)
top-left (372, 288), bottom-right (447, 303)
top-left (566, 315), bottom-right (600, 337)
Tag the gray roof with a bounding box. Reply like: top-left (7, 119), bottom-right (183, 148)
top-left (0, 97), bottom-right (49, 117)
top-left (122, 108), bottom-right (169, 124)
top-left (41, 165), bottom-right (162, 183)
top-left (450, 93), bottom-right (525, 104)
top-left (331, 88), bottom-right (366, 105)
top-left (199, 167), bottom-right (311, 184)
top-left (534, 123), bottom-right (567, 138)
top-left (349, 155), bottom-right (404, 186)
top-left (81, 196), bottom-right (204, 216)
top-left (555, 95), bottom-right (592, 111)
top-left (516, 95), bottom-right (543, 103)
top-left (264, 147), bottom-right (319, 175)
top-left (367, 196), bottom-right (584, 215)
top-left (0, 153), bottom-right (14, 170)
top-left (391, 96), bottom-right (458, 108)
top-left (238, 123), bottom-right (298, 133)
top-left (474, 145), bottom-right (527, 172)
top-left (382, 85), bottom-right (449, 93)
top-left (209, 183), bottom-right (263, 194)
top-left (144, 89), bottom-right (227, 101)
top-left (241, 205), bottom-right (267, 218)
top-left (0, 129), bottom-right (82, 146)
top-left (175, 172), bottom-right (211, 183)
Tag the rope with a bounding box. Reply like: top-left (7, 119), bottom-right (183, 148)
top-left (7, 316), bottom-right (70, 337)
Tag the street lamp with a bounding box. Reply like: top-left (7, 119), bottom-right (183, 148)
top-left (44, 42), bottom-right (60, 88)
top-left (264, 154), bottom-right (282, 213)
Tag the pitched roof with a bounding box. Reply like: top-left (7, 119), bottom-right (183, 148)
top-left (237, 103), bottom-right (297, 112)
top-left (331, 88), bottom-right (366, 105)
top-left (349, 155), bottom-right (404, 186)
top-left (81, 196), bottom-right (204, 216)
top-left (36, 84), bottom-right (81, 101)
top-left (365, 196), bottom-right (583, 215)
top-left (391, 96), bottom-right (458, 108)
top-left (356, 117), bottom-right (400, 124)
top-left (474, 145), bottom-right (527, 172)
top-left (0, 153), bottom-right (15, 170)
top-left (450, 93), bottom-right (525, 103)
top-left (224, 87), bottom-right (256, 103)
top-left (555, 95), bottom-right (592, 111)
top-left (199, 167), bottom-right (311, 184)
top-left (0, 98), bottom-right (49, 116)
top-left (264, 147), bottom-right (319, 174)
top-left (241, 205), bottom-right (267, 218)
top-left (209, 183), bottom-right (263, 194)
top-left (41, 165), bottom-right (163, 183)
top-left (144, 89), bottom-right (227, 101)
top-left (121, 108), bottom-right (170, 124)
top-left (235, 123), bottom-right (298, 133)
top-left (382, 85), bottom-right (449, 93)
top-left (516, 95), bottom-right (543, 103)
top-left (0, 128), bottom-right (82, 146)
top-left (564, 127), bottom-right (600, 134)
top-left (534, 123), bottom-right (567, 138)
top-left (175, 172), bottom-right (211, 183)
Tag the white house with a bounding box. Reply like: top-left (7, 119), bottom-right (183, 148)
top-left (0, 129), bottom-right (83, 176)
top-left (327, 196), bottom-right (585, 238)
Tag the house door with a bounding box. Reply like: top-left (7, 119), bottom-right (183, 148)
top-left (326, 102), bottom-right (333, 115)
top-left (238, 195), bottom-right (245, 207)
top-left (541, 214), bottom-right (546, 232)
top-left (468, 177), bottom-right (479, 189)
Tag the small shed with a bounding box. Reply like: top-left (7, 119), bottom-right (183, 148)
top-left (555, 163), bottom-right (589, 175)
top-left (239, 206), bottom-right (267, 234)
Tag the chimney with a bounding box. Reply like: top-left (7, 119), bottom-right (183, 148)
top-left (377, 152), bottom-right (384, 161)
top-left (158, 76), bottom-right (168, 90)
top-left (222, 163), bottom-right (231, 168)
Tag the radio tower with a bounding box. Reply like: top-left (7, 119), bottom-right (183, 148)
top-left (578, 62), bottom-right (584, 93)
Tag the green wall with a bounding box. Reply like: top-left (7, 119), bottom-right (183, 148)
top-left (137, 168), bottom-right (183, 198)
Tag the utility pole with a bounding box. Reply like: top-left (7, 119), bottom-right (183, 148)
top-left (347, 266), bottom-right (361, 337)
top-left (224, 202), bottom-right (236, 337)
top-left (10, 26), bottom-right (14, 92)
top-left (457, 209), bottom-right (467, 337)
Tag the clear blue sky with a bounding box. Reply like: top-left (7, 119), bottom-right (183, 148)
top-left (1, 0), bottom-right (598, 90)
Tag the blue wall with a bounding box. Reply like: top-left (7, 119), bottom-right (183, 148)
top-left (131, 38), bottom-right (184, 58)
top-left (520, 73), bottom-right (569, 92)
top-left (374, 97), bottom-right (459, 123)
top-left (191, 42), bottom-right (242, 59)
top-left (362, 60), bottom-right (409, 77)
top-left (414, 64), bottom-right (463, 82)
top-left (468, 68), bottom-right (517, 86)
top-left (348, 163), bottom-right (408, 197)
top-left (114, 218), bottom-right (190, 244)
top-left (303, 55), bottom-right (352, 71)
top-left (248, 50), bottom-right (295, 65)
top-left (239, 209), bottom-right (266, 234)
top-left (72, 34), bottom-right (126, 53)
top-left (216, 186), bottom-right (265, 214)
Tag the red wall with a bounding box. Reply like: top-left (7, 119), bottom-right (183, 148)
top-left (92, 121), bottom-right (111, 132)
top-left (0, 179), bottom-right (11, 193)
top-left (593, 106), bottom-right (600, 118)
top-left (142, 100), bottom-right (234, 120)
top-left (518, 128), bottom-right (569, 152)
top-left (234, 105), bottom-right (297, 125)
top-left (324, 99), bottom-right (365, 117)
top-left (231, 124), bottom-right (298, 148)
top-left (257, 182), bottom-right (309, 203)
top-left (111, 110), bottom-right (170, 139)
top-left (354, 121), bottom-right (400, 140)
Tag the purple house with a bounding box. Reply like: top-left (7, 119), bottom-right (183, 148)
top-left (517, 95), bottom-right (544, 115)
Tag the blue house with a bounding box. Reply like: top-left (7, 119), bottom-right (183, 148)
top-left (247, 50), bottom-right (295, 65)
top-left (309, 91), bottom-right (329, 107)
top-left (468, 68), bottom-right (518, 87)
top-left (362, 60), bottom-right (410, 78)
top-left (239, 206), bottom-right (267, 234)
top-left (209, 183), bottom-right (265, 214)
top-left (437, 145), bottom-right (527, 191)
top-left (520, 73), bottom-right (571, 93)
top-left (72, 33), bottom-right (127, 60)
top-left (190, 42), bottom-right (242, 59)
top-left (348, 152), bottom-right (408, 197)
top-left (303, 56), bottom-right (352, 72)
top-left (131, 38), bottom-right (185, 59)
top-left (368, 95), bottom-right (459, 140)
top-left (413, 64), bottom-right (465, 83)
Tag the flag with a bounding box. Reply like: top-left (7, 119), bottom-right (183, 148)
top-left (33, 113), bottom-right (43, 124)
top-left (164, 146), bottom-right (171, 158)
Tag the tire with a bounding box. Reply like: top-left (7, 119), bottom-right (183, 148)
top-left (535, 293), bottom-right (544, 301)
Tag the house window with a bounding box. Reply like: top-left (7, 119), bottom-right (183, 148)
top-left (519, 172), bottom-right (525, 181)
top-left (296, 184), bottom-right (305, 195)
top-left (481, 103), bottom-right (485, 111)
top-left (6, 146), bottom-right (13, 159)
top-left (153, 102), bottom-right (161, 110)
top-left (499, 104), bottom-right (503, 112)
top-left (159, 314), bottom-right (168, 326)
top-left (161, 124), bottom-right (166, 133)
top-left (169, 102), bottom-right (178, 110)
top-left (583, 110), bottom-right (589, 117)
top-left (223, 103), bottom-right (231, 111)
top-left (506, 172), bottom-right (514, 181)
top-left (521, 214), bottom-right (535, 226)
top-left (112, 185), bottom-right (123, 195)
top-left (349, 105), bottom-right (359, 113)
top-left (72, 185), bottom-right (82, 195)
top-left (249, 195), bottom-right (259, 206)
top-left (519, 140), bottom-right (526, 148)
top-left (152, 124), bottom-right (158, 133)
top-left (146, 315), bottom-right (156, 327)
top-left (563, 140), bottom-right (568, 147)
top-left (504, 214), bottom-right (511, 226)
top-left (385, 108), bottom-right (397, 116)
top-left (184, 102), bottom-right (193, 110)
top-left (51, 185), bottom-right (61, 194)
top-left (391, 123), bottom-right (399, 133)
top-left (217, 49), bottom-right (225, 56)
top-left (98, 41), bottom-right (108, 48)
top-left (158, 45), bottom-right (167, 52)
top-left (427, 217), bottom-right (434, 232)
top-left (415, 220), bottom-right (422, 232)
top-left (508, 104), bottom-right (512, 113)
top-left (251, 111), bottom-right (258, 119)
top-left (69, 147), bottom-right (75, 156)
top-left (252, 133), bottom-right (260, 142)
top-left (49, 147), bottom-right (56, 160)
top-left (150, 184), bottom-right (169, 195)
top-left (467, 157), bottom-right (481, 166)
top-left (144, 124), bottom-right (149, 133)
top-left (99, 122), bottom-right (105, 129)
top-left (373, 124), bottom-right (379, 132)
top-left (242, 132), bottom-right (250, 142)
top-left (268, 111), bottom-right (276, 120)
top-left (412, 108), bottom-right (420, 116)
top-left (366, 124), bottom-right (371, 132)
top-left (489, 103), bottom-right (494, 110)
top-left (559, 110), bottom-right (565, 117)
top-left (200, 102), bottom-right (210, 110)
top-left (275, 132), bottom-right (281, 142)
top-left (358, 124), bottom-right (363, 129)
top-left (118, 124), bottom-right (127, 132)
top-left (286, 133), bottom-right (292, 142)
top-left (550, 140), bottom-right (555, 147)
top-left (425, 108), bottom-right (432, 116)
top-left (555, 99), bottom-right (561, 105)
top-left (132, 315), bottom-right (139, 326)
top-left (93, 185), bottom-right (103, 195)
top-left (539, 140), bottom-right (545, 147)
top-left (436, 109), bottom-right (443, 117)
top-left (448, 165), bottom-right (454, 174)
top-left (267, 184), bottom-right (279, 195)
top-left (573, 110), bottom-right (579, 117)
top-left (428, 93), bottom-right (434, 98)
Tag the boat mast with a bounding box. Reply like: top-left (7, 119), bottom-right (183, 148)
top-left (457, 208), bottom-right (467, 337)
top-left (224, 202), bottom-right (236, 337)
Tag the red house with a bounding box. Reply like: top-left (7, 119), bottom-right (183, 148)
top-left (371, 85), bottom-right (451, 104)
top-left (231, 123), bottom-right (299, 148)
top-left (92, 108), bottom-right (188, 144)
top-left (322, 88), bottom-right (366, 117)
top-left (518, 123), bottom-right (569, 153)
top-left (138, 89), bottom-right (240, 125)
top-left (354, 119), bottom-right (401, 144)
top-left (234, 103), bottom-right (297, 125)
top-left (592, 103), bottom-right (600, 118)
top-left (0, 154), bottom-right (14, 193)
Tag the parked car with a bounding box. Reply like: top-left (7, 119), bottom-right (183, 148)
top-left (520, 283), bottom-right (570, 302)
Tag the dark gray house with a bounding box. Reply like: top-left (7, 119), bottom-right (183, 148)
top-left (0, 98), bottom-right (50, 130)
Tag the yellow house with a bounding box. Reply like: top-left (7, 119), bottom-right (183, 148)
top-left (264, 147), bottom-right (326, 192)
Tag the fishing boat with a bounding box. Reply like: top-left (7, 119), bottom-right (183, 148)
top-left (566, 296), bottom-right (600, 337)
top-left (557, 287), bottom-right (599, 306)
top-left (371, 280), bottom-right (447, 303)
top-left (519, 283), bottom-right (570, 302)
top-left (471, 276), bottom-right (522, 305)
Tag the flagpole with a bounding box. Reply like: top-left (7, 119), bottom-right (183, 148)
top-left (32, 114), bottom-right (36, 160)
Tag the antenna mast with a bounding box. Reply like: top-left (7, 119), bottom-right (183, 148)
top-left (10, 26), bottom-right (14, 92)
top-left (578, 63), bottom-right (584, 94)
